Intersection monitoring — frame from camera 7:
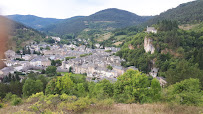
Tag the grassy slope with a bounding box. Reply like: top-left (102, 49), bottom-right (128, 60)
top-left (0, 102), bottom-right (202, 114)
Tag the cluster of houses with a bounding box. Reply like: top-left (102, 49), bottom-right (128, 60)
top-left (0, 27), bottom-right (167, 86)
top-left (0, 42), bottom-right (136, 83)
top-left (61, 47), bottom-right (135, 79)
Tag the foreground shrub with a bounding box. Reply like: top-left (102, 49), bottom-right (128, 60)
top-left (11, 98), bottom-right (22, 106)
top-left (67, 97), bottom-right (90, 112)
top-left (165, 78), bottom-right (203, 106)
top-left (60, 93), bottom-right (77, 102)
top-left (96, 98), bottom-right (114, 108)
top-left (3, 92), bottom-right (22, 106)
top-left (114, 69), bottom-right (156, 103)
top-left (0, 103), bottom-right (3, 108)
top-left (3, 92), bottom-right (13, 102)
top-left (27, 92), bottom-right (45, 103)
top-left (23, 79), bottom-right (43, 97)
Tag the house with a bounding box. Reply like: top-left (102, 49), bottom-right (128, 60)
top-left (95, 43), bottom-right (100, 48)
top-left (3, 60), bottom-right (18, 67)
top-left (105, 47), bottom-right (120, 52)
top-left (149, 67), bottom-right (159, 78)
top-left (156, 77), bottom-right (167, 87)
top-left (19, 61), bottom-right (30, 71)
top-left (51, 36), bottom-right (61, 42)
top-left (112, 66), bottom-right (125, 76)
top-left (4, 50), bottom-right (16, 59)
top-left (22, 54), bottom-right (32, 61)
top-left (30, 57), bottom-right (41, 67)
top-left (127, 66), bottom-right (138, 71)
top-left (0, 67), bottom-right (14, 76)
top-left (13, 64), bottom-right (23, 72)
top-left (30, 56), bottom-right (51, 67)
top-left (41, 59), bottom-right (51, 67)
top-left (146, 26), bottom-right (157, 34)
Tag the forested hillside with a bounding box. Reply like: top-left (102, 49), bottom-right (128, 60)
top-left (116, 20), bottom-right (203, 87)
top-left (7, 15), bottom-right (64, 30)
top-left (42, 8), bottom-right (152, 36)
top-left (7, 18), bottom-right (45, 50)
top-left (146, 0), bottom-right (203, 25)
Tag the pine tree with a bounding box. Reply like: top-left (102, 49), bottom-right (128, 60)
top-left (15, 74), bottom-right (21, 81)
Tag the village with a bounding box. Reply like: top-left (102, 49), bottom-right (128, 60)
top-left (0, 40), bottom-right (138, 82)
top-left (0, 27), bottom-right (167, 86)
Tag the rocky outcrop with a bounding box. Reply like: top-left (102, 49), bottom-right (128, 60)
top-left (144, 37), bottom-right (155, 54)
top-left (128, 44), bottom-right (134, 50)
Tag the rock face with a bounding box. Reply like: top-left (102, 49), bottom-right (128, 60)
top-left (144, 37), bottom-right (155, 54)
top-left (128, 44), bottom-right (134, 50)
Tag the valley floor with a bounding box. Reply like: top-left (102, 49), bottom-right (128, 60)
top-left (1, 103), bottom-right (202, 114)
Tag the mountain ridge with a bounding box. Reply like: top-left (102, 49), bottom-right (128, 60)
top-left (7, 14), bottom-right (64, 30)
top-left (42, 8), bottom-right (152, 35)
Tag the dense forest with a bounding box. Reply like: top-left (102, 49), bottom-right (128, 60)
top-left (146, 0), bottom-right (203, 25)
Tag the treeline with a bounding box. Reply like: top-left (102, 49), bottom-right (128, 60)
top-left (0, 69), bottom-right (203, 113)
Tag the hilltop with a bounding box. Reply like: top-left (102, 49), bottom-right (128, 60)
top-left (10, 8), bottom-right (151, 36)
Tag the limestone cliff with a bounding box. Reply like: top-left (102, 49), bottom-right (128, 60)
top-left (144, 37), bottom-right (155, 54)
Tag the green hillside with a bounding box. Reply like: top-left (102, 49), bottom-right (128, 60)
top-left (6, 18), bottom-right (45, 50)
top-left (7, 15), bottom-right (64, 30)
top-left (146, 0), bottom-right (203, 25)
top-left (116, 20), bottom-right (203, 87)
top-left (42, 8), bottom-right (152, 36)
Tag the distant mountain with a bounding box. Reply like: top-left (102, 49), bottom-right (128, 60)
top-left (7, 14), bottom-right (64, 30)
top-left (42, 8), bottom-right (152, 35)
top-left (41, 16), bottom-right (86, 35)
top-left (146, 0), bottom-right (203, 25)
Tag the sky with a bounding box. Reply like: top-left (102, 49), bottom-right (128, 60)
top-left (0, 0), bottom-right (195, 19)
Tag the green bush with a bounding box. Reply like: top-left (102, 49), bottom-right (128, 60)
top-left (0, 103), bottom-right (3, 108)
top-left (60, 93), bottom-right (77, 102)
top-left (67, 97), bottom-right (90, 112)
top-left (96, 98), bottom-right (114, 108)
top-left (27, 92), bottom-right (45, 103)
top-left (3, 92), bottom-right (13, 102)
top-left (165, 78), bottom-right (203, 106)
top-left (12, 98), bottom-right (22, 106)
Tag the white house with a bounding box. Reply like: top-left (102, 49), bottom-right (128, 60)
top-left (95, 43), bottom-right (100, 48)
top-left (51, 36), bottom-right (61, 42)
top-left (149, 67), bottom-right (159, 78)
top-left (22, 54), bottom-right (32, 61)
top-left (146, 26), bottom-right (157, 34)
top-left (13, 64), bottom-right (23, 72)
